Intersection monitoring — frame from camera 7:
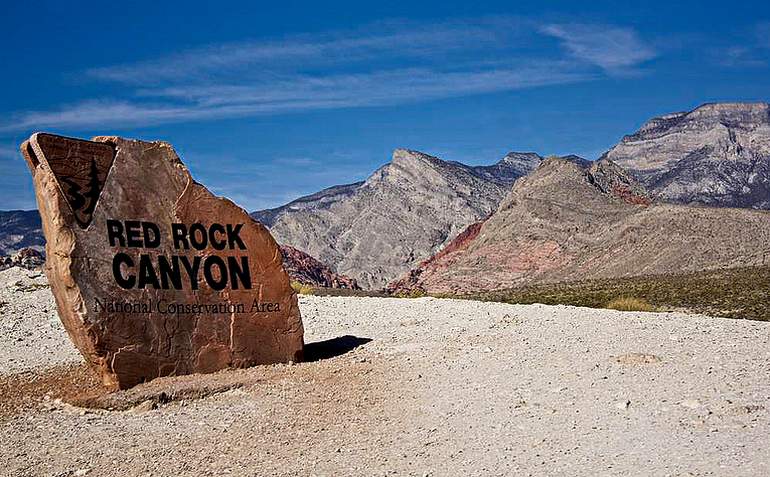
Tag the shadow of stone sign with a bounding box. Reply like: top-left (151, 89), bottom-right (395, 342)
top-left (22, 133), bottom-right (304, 390)
top-left (303, 335), bottom-right (372, 362)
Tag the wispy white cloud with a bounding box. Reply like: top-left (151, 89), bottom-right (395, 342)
top-left (540, 23), bottom-right (656, 73)
top-left (708, 22), bottom-right (770, 69)
top-left (4, 64), bottom-right (592, 131)
top-left (86, 18), bottom-right (526, 85)
top-left (2, 18), bottom-right (655, 132)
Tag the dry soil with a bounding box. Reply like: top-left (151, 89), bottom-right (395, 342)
top-left (1, 268), bottom-right (769, 476)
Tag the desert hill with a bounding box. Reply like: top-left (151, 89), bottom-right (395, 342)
top-left (388, 157), bottom-right (770, 294)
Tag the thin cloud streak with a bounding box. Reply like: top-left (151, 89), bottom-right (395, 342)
top-left (4, 65), bottom-right (593, 130)
top-left (86, 18), bottom-right (527, 85)
top-left (540, 23), bottom-right (656, 73)
top-left (2, 18), bottom-right (652, 131)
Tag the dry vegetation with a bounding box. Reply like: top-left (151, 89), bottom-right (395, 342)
top-left (605, 297), bottom-right (655, 312)
top-left (289, 266), bottom-right (770, 321)
top-left (462, 265), bottom-right (770, 321)
top-left (290, 281), bottom-right (315, 295)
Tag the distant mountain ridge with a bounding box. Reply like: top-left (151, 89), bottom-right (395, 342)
top-left (603, 102), bottom-right (770, 209)
top-left (252, 181), bottom-right (364, 228)
top-left (0, 210), bottom-right (44, 255)
top-left (253, 148), bottom-right (552, 288)
top-left (4, 101), bottom-right (770, 292)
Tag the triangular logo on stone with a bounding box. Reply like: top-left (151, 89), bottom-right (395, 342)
top-left (29, 133), bottom-right (115, 228)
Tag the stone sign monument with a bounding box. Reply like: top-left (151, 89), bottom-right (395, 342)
top-left (22, 133), bottom-right (304, 389)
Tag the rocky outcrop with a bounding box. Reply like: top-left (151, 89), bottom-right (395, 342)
top-left (386, 218), bottom-right (487, 296)
top-left (253, 149), bottom-right (552, 288)
top-left (586, 159), bottom-right (651, 205)
top-left (603, 102), bottom-right (770, 209)
top-left (0, 247), bottom-right (45, 271)
top-left (23, 133), bottom-right (303, 390)
top-left (389, 157), bottom-right (770, 294)
top-left (280, 245), bottom-right (359, 289)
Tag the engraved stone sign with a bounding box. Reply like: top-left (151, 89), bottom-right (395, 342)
top-left (22, 133), bottom-right (304, 390)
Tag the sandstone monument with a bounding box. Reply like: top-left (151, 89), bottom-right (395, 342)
top-left (22, 133), bottom-right (304, 390)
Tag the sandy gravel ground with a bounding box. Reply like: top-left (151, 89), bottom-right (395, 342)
top-left (1, 268), bottom-right (769, 476)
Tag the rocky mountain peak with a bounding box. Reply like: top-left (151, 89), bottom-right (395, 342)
top-left (499, 151), bottom-right (542, 166)
top-left (603, 102), bottom-right (770, 209)
top-left (687, 101), bottom-right (770, 120)
top-left (255, 147), bottom-right (549, 288)
top-left (364, 149), bottom-right (458, 189)
top-left (498, 156), bottom-right (649, 212)
top-left (391, 148), bottom-right (443, 167)
top-left (627, 103), bottom-right (770, 142)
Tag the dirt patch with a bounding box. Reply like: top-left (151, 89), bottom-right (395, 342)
top-left (0, 363), bottom-right (101, 420)
top-left (1, 334), bottom-right (374, 418)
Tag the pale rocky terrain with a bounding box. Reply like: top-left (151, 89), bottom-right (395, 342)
top-left (253, 149), bottom-right (549, 289)
top-left (390, 157), bottom-right (770, 294)
top-left (1, 268), bottom-right (769, 476)
top-left (603, 102), bottom-right (770, 209)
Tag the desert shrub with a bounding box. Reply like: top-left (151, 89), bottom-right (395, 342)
top-left (394, 288), bottom-right (426, 298)
top-left (605, 297), bottom-right (654, 312)
top-left (290, 281), bottom-right (315, 295)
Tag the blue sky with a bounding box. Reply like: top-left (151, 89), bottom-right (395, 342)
top-left (2, 0), bottom-right (770, 210)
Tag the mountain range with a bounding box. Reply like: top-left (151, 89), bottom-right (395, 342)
top-left (3, 102), bottom-right (770, 292)
top-left (0, 210), bottom-right (44, 255)
top-left (604, 102), bottom-right (770, 209)
top-left (252, 149), bottom-right (551, 288)
top-left (387, 156), bottom-right (770, 294)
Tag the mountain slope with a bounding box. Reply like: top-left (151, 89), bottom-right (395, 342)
top-left (388, 157), bottom-right (770, 294)
top-left (254, 149), bottom-right (548, 288)
top-left (603, 102), bottom-right (770, 208)
top-left (252, 182), bottom-right (364, 228)
top-left (0, 210), bottom-right (44, 255)
top-left (280, 245), bottom-right (359, 289)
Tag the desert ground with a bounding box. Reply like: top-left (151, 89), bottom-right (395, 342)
top-left (1, 267), bottom-right (769, 476)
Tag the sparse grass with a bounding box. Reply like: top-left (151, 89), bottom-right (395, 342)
top-left (461, 265), bottom-right (770, 321)
top-left (605, 297), bottom-right (655, 312)
top-left (296, 265), bottom-right (770, 321)
top-left (395, 289), bottom-right (427, 299)
top-left (290, 281), bottom-right (315, 295)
